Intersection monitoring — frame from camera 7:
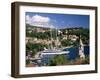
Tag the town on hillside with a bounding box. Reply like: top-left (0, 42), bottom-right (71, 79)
top-left (26, 24), bottom-right (89, 67)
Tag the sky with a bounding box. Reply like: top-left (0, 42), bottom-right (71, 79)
top-left (26, 12), bottom-right (89, 29)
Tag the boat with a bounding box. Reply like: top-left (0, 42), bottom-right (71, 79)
top-left (30, 25), bottom-right (70, 66)
top-left (39, 26), bottom-right (69, 56)
top-left (40, 49), bottom-right (69, 55)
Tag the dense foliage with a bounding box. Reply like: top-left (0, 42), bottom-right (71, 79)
top-left (26, 42), bottom-right (48, 56)
top-left (49, 55), bottom-right (69, 66)
top-left (26, 24), bottom-right (89, 45)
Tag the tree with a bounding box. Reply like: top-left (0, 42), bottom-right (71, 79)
top-left (49, 55), bottom-right (68, 66)
top-left (61, 39), bottom-right (72, 47)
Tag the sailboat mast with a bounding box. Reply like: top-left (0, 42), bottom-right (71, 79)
top-left (50, 25), bottom-right (53, 49)
top-left (56, 27), bottom-right (58, 49)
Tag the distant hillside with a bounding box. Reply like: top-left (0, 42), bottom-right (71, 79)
top-left (26, 24), bottom-right (88, 30)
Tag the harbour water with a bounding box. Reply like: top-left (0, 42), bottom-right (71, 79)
top-left (40, 46), bottom-right (89, 66)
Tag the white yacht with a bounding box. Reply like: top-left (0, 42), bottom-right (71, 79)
top-left (40, 49), bottom-right (69, 55)
top-left (37, 26), bottom-right (69, 57)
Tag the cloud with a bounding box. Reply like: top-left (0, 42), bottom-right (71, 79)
top-left (26, 14), bottom-right (54, 28)
top-left (32, 15), bottom-right (50, 23)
